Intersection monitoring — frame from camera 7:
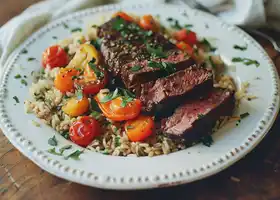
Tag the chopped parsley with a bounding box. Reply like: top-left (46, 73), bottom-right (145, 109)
top-left (130, 65), bottom-right (142, 72)
top-left (148, 61), bottom-right (176, 74)
top-left (47, 147), bottom-right (62, 156)
top-left (184, 24), bottom-right (193, 28)
top-left (115, 136), bottom-right (121, 147)
top-left (14, 74), bottom-right (21, 79)
top-left (72, 75), bottom-right (78, 80)
top-left (240, 112), bottom-right (250, 119)
top-left (120, 96), bottom-right (134, 107)
top-left (112, 16), bottom-right (127, 31)
top-left (102, 149), bottom-right (110, 155)
top-left (52, 36), bottom-right (58, 39)
top-left (201, 135), bottom-right (213, 147)
top-left (88, 59), bottom-right (104, 79)
top-left (61, 131), bottom-right (70, 140)
top-left (20, 48), bottom-right (28, 54)
top-left (99, 87), bottom-right (135, 107)
top-left (209, 56), bottom-right (216, 69)
top-left (233, 44), bottom-right (247, 51)
top-left (91, 110), bottom-right (102, 120)
top-left (31, 120), bottom-right (41, 127)
top-left (197, 114), bottom-right (204, 119)
top-left (146, 44), bottom-right (167, 58)
top-left (65, 150), bottom-right (83, 160)
top-left (99, 88), bottom-right (120, 103)
top-left (90, 38), bottom-right (102, 50)
top-left (62, 22), bottom-right (69, 29)
top-left (27, 57), bottom-right (36, 61)
top-left (200, 38), bottom-right (217, 52)
top-left (232, 57), bottom-right (260, 67)
top-left (59, 145), bottom-right (72, 155)
top-left (20, 79), bottom-right (28, 86)
top-left (92, 24), bottom-right (98, 28)
top-left (91, 98), bottom-right (101, 112)
top-left (13, 96), bottom-right (20, 103)
top-left (71, 28), bottom-right (82, 32)
top-left (48, 135), bottom-right (58, 146)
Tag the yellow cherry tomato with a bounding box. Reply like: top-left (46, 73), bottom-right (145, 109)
top-left (62, 97), bottom-right (90, 117)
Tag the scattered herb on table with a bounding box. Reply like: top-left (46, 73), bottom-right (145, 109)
top-left (240, 112), bottom-right (250, 119)
top-left (65, 150), bottom-right (83, 160)
top-left (232, 57), bottom-right (260, 67)
top-left (71, 28), bottom-right (82, 33)
top-left (200, 38), bottom-right (217, 52)
top-left (146, 44), bottom-right (167, 58)
top-left (27, 57), bottom-right (36, 61)
top-left (21, 79), bottom-right (28, 86)
top-left (59, 145), bottom-right (72, 155)
top-left (130, 65), bottom-right (142, 72)
top-left (201, 135), bottom-right (213, 147)
top-left (21, 48), bottom-right (28, 54)
top-left (47, 147), bottom-right (62, 156)
top-left (48, 135), bottom-right (58, 146)
top-left (148, 61), bottom-right (176, 74)
top-left (88, 59), bottom-right (104, 79)
top-left (13, 96), bottom-right (20, 103)
top-left (233, 44), bottom-right (247, 51)
top-left (120, 96), bottom-right (134, 107)
top-left (14, 74), bottom-right (21, 79)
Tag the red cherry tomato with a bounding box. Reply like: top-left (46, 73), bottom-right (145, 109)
top-left (139, 15), bottom-right (158, 31)
top-left (69, 116), bottom-right (101, 147)
top-left (174, 29), bottom-right (197, 46)
top-left (42, 45), bottom-right (69, 68)
top-left (176, 41), bottom-right (194, 55)
top-left (75, 64), bottom-right (108, 95)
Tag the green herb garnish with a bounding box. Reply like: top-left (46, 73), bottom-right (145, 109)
top-left (90, 38), bottom-right (102, 50)
top-left (200, 38), bottom-right (217, 52)
top-left (52, 36), bottom-right (58, 39)
top-left (62, 22), bottom-right (69, 29)
top-left (130, 65), bottom-right (142, 72)
top-left (102, 149), bottom-right (110, 155)
top-left (115, 136), bottom-right (121, 147)
top-left (65, 150), bottom-right (83, 160)
top-left (209, 56), bottom-right (216, 69)
top-left (88, 59), bottom-right (104, 79)
top-left (27, 57), bottom-right (36, 61)
top-left (148, 61), bottom-right (176, 74)
top-left (99, 88), bottom-right (120, 103)
top-left (13, 96), bottom-right (20, 103)
top-left (61, 131), bottom-right (70, 140)
top-left (184, 24), bottom-right (193, 28)
top-left (233, 44), bottom-right (247, 51)
top-left (71, 28), bottom-right (82, 32)
top-left (48, 135), bottom-right (58, 146)
top-left (91, 111), bottom-right (102, 120)
top-left (197, 114), bottom-right (204, 119)
top-left (146, 44), bottom-right (167, 58)
top-left (112, 16), bottom-right (127, 31)
top-left (59, 145), bottom-right (72, 155)
top-left (21, 79), bottom-right (28, 86)
top-left (120, 96), bottom-right (134, 107)
top-left (201, 135), bottom-right (213, 147)
top-left (92, 24), bottom-right (98, 28)
top-left (14, 74), bottom-right (21, 79)
top-left (232, 57), bottom-right (260, 67)
top-left (72, 75), bottom-right (78, 80)
top-left (47, 147), bottom-right (62, 156)
top-left (21, 48), bottom-right (28, 54)
top-left (75, 89), bottom-right (83, 100)
top-left (240, 112), bottom-right (250, 119)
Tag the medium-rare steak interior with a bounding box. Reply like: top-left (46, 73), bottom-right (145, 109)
top-left (161, 89), bottom-right (235, 142)
top-left (137, 66), bottom-right (213, 113)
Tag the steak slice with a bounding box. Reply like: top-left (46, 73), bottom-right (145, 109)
top-left (161, 89), bottom-right (235, 142)
top-left (137, 66), bottom-right (213, 113)
top-left (97, 17), bottom-right (195, 87)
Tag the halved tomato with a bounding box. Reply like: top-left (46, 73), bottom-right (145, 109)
top-left (174, 29), bottom-right (197, 46)
top-left (54, 68), bottom-right (80, 93)
top-left (42, 45), bottom-right (69, 68)
top-left (95, 96), bottom-right (141, 121)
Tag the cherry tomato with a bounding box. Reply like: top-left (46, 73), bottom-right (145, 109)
top-left (113, 11), bottom-right (134, 22)
top-left (69, 116), bottom-right (100, 147)
top-left (62, 97), bottom-right (90, 117)
top-left (125, 115), bottom-right (155, 142)
top-left (176, 41), bottom-right (194, 55)
top-left (54, 68), bottom-right (80, 93)
top-left (42, 45), bottom-right (69, 68)
top-left (95, 96), bottom-right (141, 121)
top-left (75, 64), bottom-right (108, 95)
top-left (139, 15), bottom-right (158, 31)
top-left (174, 29), bottom-right (197, 46)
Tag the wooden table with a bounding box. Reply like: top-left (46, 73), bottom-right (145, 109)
top-left (1, 1), bottom-right (280, 199)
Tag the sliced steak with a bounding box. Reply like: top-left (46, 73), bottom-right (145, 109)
top-left (137, 66), bottom-right (213, 113)
top-left (97, 17), bottom-right (195, 88)
top-left (161, 89), bottom-right (235, 142)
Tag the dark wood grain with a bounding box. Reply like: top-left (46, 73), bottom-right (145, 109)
top-left (1, 1), bottom-right (280, 200)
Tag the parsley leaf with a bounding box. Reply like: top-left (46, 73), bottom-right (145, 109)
top-left (14, 74), bottom-right (21, 79)
top-left (233, 44), bottom-right (247, 51)
top-left (146, 44), bottom-right (167, 58)
top-left (65, 150), bottom-right (83, 160)
top-left (27, 57), bottom-right (36, 61)
top-left (232, 57), bottom-right (260, 67)
top-left (130, 65), bottom-right (142, 72)
top-left (52, 36), bottom-right (58, 39)
top-left (61, 131), bottom-right (70, 140)
top-left (91, 110), bottom-right (102, 120)
top-left (200, 38), bottom-right (217, 52)
top-left (48, 135), bottom-right (58, 146)
top-left (90, 38), bottom-right (102, 50)
top-left (59, 145), bottom-right (72, 155)
top-left (47, 147), bottom-right (62, 156)
top-left (21, 49), bottom-right (28, 54)
top-left (62, 22), bottom-right (69, 29)
top-left (115, 136), bottom-right (121, 147)
top-left (88, 59), bottom-right (104, 79)
top-left (112, 16), bottom-right (127, 31)
top-left (13, 96), bottom-right (20, 103)
top-left (201, 135), bottom-right (213, 147)
top-left (21, 79), bottom-right (28, 86)
top-left (99, 88), bottom-right (120, 103)
top-left (240, 112), bottom-right (250, 119)
top-left (197, 114), bottom-right (204, 119)
top-left (71, 28), bottom-right (82, 32)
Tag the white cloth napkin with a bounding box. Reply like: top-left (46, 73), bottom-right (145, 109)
top-left (0, 0), bottom-right (280, 69)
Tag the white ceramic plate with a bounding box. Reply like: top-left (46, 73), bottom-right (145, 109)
top-left (0, 3), bottom-right (279, 190)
